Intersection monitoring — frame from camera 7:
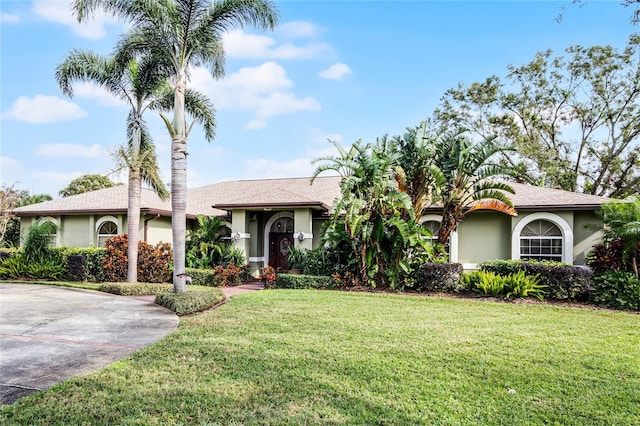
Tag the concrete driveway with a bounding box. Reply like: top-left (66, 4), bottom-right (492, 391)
top-left (0, 283), bottom-right (178, 405)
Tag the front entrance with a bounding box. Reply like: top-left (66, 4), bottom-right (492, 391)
top-left (269, 232), bottom-right (292, 270)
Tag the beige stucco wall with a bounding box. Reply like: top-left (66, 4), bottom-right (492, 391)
top-left (145, 216), bottom-right (172, 246)
top-left (312, 217), bottom-right (328, 249)
top-left (457, 212), bottom-right (512, 265)
top-left (573, 211), bottom-right (603, 265)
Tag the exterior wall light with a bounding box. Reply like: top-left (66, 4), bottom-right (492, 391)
top-left (297, 232), bottom-right (305, 242)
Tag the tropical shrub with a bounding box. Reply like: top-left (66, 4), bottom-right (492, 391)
top-left (0, 257), bottom-right (65, 280)
top-left (286, 246), bottom-right (308, 270)
top-left (186, 216), bottom-right (231, 269)
top-left (155, 290), bottom-right (226, 316)
top-left (102, 235), bottom-right (172, 283)
top-left (274, 273), bottom-right (334, 289)
top-left (463, 270), bottom-right (545, 300)
top-left (300, 245), bottom-right (347, 277)
top-left (137, 241), bottom-right (173, 283)
top-left (598, 200), bottom-right (640, 277)
top-left (222, 247), bottom-right (246, 267)
top-left (590, 271), bottom-right (640, 311)
top-left (412, 262), bottom-right (464, 292)
top-left (587, 238), bottom-right (640, 276)
top-left (0, 248), bottom-right (18, 265)
top-left (480, 260), bottom-right (592, 301)
top-left (213, 263), bottom-right (241, 286)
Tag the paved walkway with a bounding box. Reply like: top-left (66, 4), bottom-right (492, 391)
top-left (0, 282), bottom-right (265, 405)
top-left (0, 284), bottom-right (179, 405)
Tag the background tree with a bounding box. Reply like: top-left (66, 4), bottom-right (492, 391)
top-left (0, 186), bottom-right (52, 247)
top-left (59, 173), bottom-right (119, 197)
top-left (435, 36), bottom-right (640, 198)
top-left (74, 0), bottom-right (279, 293)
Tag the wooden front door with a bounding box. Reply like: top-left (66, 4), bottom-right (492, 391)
top-left (269, 232), bottom-right (293, 270)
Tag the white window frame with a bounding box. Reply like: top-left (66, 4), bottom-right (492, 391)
top-left (36, 216), bottom-right (59, 247)
top-left (511, 212), bottom-right (573, 264)
top-left (419, 214), bottom-right (459, 263)
top-left (96, 216), bottom-right (119, 248)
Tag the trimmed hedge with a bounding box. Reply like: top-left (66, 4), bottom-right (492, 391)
top-left (273, 273), bottom-right (335, 289)
top-left (412, 263), bottom-right (464, 293)
top-left (480, 260), bottom-right (593, 301)
top-left (56, 247), bottom-right (106, 282)
top-left (155, 290), bottom-right (226, 316)
top-left (98, 282), bottom-right (173, 296)
top-left (185, 268), bottom-right (219, 286)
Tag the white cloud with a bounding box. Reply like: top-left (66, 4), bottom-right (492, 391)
top-left (191, 62), bottom-right (320, 129)
top-left (32, 171), bottom-right (84, 184)
top-left (1, 13), bottom-right (20, 23)
top-left (277, 21), bottom-right (324, 39)
top-left (74, 83), bottom-right (128, 107)
top-left (223, 30), bottom-right (332, 59)
top-left (3, 95), bottom-right (86, 123)
top-left (242, 157), bottom-right (315, 179)
top-left (35, 144), bottom-right (108, 158)
top-left (32, 0), bottom-right (119, 41)
top-left (318, 63), bottom-right (352, 81)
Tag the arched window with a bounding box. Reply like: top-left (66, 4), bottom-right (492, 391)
top-left (270, 216), bottom-right (294, 233)
top-left (419, 215), bottom-right (458, 262)
top-left (37, 217), bottom-right (58, 247)
top-left (519, 219), bottom-right (563, 262)
top-left (97, 218), bottom-right (118, 247)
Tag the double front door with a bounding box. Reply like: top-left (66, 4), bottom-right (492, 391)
top-left (269, 232), bottom-right (292, 270)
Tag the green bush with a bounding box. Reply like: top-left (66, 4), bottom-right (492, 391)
top-left (155, 290), bottom-right (226, 315)
top-left (57, 247), bottom-right (107, 282)
top-left (301, 246), bottom-right (346, 277)
top-left (65, 255), bottom-right (88, 281)
top-left (0, 256), bottom-right (65, 280)
top-left (185, 268), bottom-right (219, 286)
top-left (479, 260), bottom-right (592, 301)
top-left (102, 235), bottom-right (172, 283)
top-left (464, 270), bottom-right (545, 301)
top-left (0, 248), bottom-right (19, 266)
top-left (98, 282), bottom-right (173, 296)
top-left (273, 273), bottom-right (335, 289)
top-left (590, 271), bottom-right (640, 311)
top-left (411, 263), bottom-right (464, 292)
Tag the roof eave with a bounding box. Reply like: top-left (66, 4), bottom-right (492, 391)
top-left (212, 201), bottom-right (330, 211)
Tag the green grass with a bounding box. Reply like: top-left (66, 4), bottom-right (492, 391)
top-left (2, 290), bottom-right (639, 425)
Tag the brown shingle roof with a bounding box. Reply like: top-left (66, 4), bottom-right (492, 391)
top-left (13, 176), bottom-right (609, 217)
top-left (13, 185), bottom-right (220, 217)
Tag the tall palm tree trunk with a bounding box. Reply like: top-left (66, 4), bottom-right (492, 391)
top-left (172, 70), bottom-right (188, 293)
top-left (128, 167), bottom-right (141, 283)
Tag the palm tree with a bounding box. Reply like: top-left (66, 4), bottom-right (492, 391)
top-left (392, 121), bottom-right (447, 219)
top-left (57, 51), bottom-right (171, 283)
top-left (73, 0), bottom-right (279, 292)
top-left (434, 129), bottom-right (518, 245)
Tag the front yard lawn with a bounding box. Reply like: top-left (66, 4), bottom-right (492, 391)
top-left (2, 290), bottom-right (639, 425)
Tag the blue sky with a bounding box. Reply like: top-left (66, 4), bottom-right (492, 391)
top-left (0, 0), bottom-right (632, 197)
